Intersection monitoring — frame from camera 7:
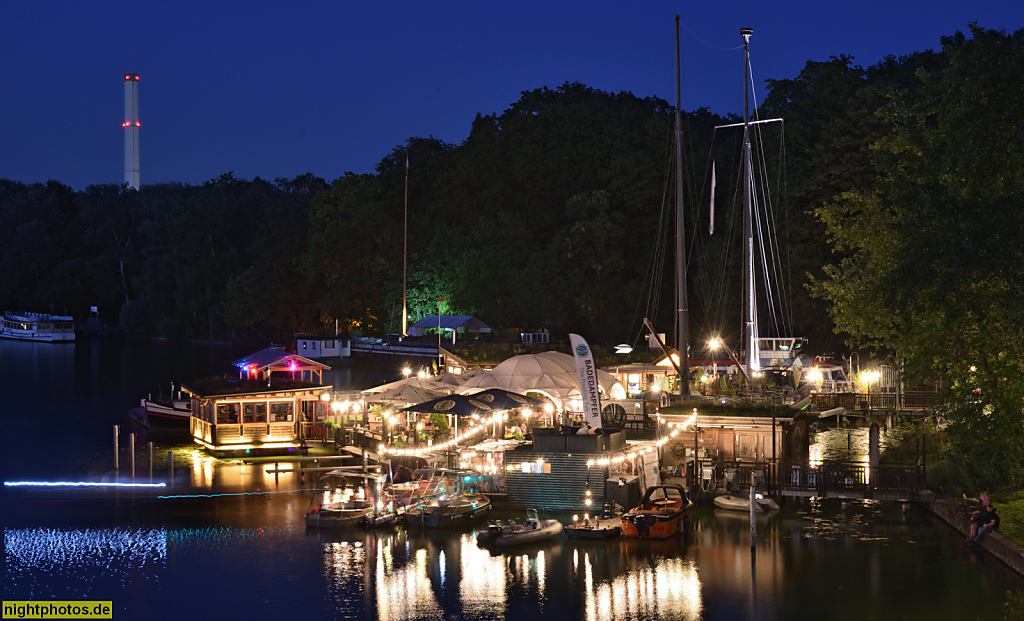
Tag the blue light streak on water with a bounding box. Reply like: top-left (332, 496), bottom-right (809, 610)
top-left (156, 488), bottom-right (328, 499)
top-left (4, 481), bottom-right (167, 488)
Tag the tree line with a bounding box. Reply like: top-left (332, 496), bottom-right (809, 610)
top-left (3, 25), bottom-right (1022, 491)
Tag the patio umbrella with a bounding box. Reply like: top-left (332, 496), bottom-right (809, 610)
top-left (462, 388), bottom-right (544, 410)
top-left (402, 393), bottom-right (498, 441)
top-left (401, 394), bottom-right (496, 417)
top-left (363, 376), bottom-right (453, 394)
top-left (364, 384), bottom-right (448, 406)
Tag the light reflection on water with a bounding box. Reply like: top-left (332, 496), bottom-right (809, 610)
top-left (5, 528), bottom-right (167, 598)
top-left (4, 501), bottom-right (1022, 619)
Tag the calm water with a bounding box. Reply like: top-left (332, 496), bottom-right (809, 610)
top-left (2, 338), bottom-right (1021, 620)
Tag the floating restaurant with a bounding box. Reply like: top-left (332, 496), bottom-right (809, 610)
top-left (186, 348), bottom-right (333, 455)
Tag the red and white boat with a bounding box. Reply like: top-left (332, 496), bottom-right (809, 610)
top-left (137, 387), bottom-right (192, 424)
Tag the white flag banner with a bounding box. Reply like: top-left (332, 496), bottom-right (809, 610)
top-left (569, 333), bottom-right (602, 429)
top-left (709, 162), bottom-right (716, 236)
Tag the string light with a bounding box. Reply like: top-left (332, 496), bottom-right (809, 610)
top-left (585, 412), bottom-right (697, 467)
top-left (378, 412), bottom-right (508, 457)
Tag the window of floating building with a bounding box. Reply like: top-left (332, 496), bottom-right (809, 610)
top-left (270, 402), bottom-right (293, 422)
top-left (244, 403), bottom-right (267, 423)
top-left (217, 402), bottom-right (240, 424)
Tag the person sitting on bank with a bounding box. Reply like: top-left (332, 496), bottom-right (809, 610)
top-left (969, 491), bottom-right (990, 540)
top-left (968, 503), bottom-right (999, 544)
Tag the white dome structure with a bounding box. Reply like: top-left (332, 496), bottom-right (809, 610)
top-left (457, 351), bottom-right (626, 412)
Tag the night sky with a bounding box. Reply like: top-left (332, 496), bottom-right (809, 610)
top-left (3, 1), bottom-right (1022, 190)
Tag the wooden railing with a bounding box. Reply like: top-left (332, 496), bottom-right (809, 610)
top-left (811, 391), bottom-right (938, 412)
top-left (696, 458), bottom-right (925, 500)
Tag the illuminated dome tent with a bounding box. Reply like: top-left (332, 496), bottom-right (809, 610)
top-left (457, 351), bottom-right (626, 417)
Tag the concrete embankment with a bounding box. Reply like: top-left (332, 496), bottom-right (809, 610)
top-left (926, 497), bottom-right (1024, 576)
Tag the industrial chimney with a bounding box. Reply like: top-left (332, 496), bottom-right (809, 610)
top-left (123, 73), bottom-right (140, 190)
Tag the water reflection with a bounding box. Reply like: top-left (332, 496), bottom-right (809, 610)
top-left (5, 527), bottom-right (167, 596)
top-left (586, 554), bottom-right (701, 621)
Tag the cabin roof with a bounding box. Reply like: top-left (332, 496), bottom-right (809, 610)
top-left (231, 348), bottom-right (331, 373)
top-left (181, 377), bottom-right (329, 398)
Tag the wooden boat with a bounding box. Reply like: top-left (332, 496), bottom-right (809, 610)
top-left (1, 310), bottom-right (75, 342)
top-left (305, 471), bottom-right (399, 528)
top-left (140, 392), bottom-right (192, 423)
top-left (620, 484), bottom-right (693, 539)
top-left (564, 514), bottom-right (622, 540)
top-left (403, 468), bottom-right (491, 528)
top-left (477, 509), bottom-right (563, 547)
top-left (713, 493), bottom-right (779, 513)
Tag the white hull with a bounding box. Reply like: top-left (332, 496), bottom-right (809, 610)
top-left (142, 399), bottom-right (191, 421)
top-left (495, 519), bottom-right (563, 547)
top-left (1, 311), bottom-right (75, 342)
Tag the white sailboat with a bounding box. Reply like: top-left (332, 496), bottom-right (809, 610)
top-left (713, 29), bottom-right (806, 381)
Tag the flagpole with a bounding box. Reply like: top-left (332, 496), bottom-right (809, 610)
top-left (402, 152), bottom-right (409, 337)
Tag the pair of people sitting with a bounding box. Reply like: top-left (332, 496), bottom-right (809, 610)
top-left (968, 493), bottom-right (999, 544)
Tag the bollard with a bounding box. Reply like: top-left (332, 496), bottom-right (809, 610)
top-left (167, 451), bottom-right (174, 487)
top-left (113, 425), bottom-right (120, 471)
top-left (750, 476), bottom-right (756, 549)
top-left (148, 441), bottom-right (153, 482)
top-left (130, 433), bottom-right (136, 480)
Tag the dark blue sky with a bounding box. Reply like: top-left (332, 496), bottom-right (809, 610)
top-left (3, 1), bottom-right (1022, 190)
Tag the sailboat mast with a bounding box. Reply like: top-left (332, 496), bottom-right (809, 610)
top-left (402, 151), bottom-right (409, 337)
top-left (740, 28), bottom-right (758, 377)
top-left (674, 15), bottom-right (690, 397)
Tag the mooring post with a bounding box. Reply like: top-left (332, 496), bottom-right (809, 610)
top-left (129, 433), bottom-right (135, 480)
top-left (148, 441), bottom-right (153, 482)
top-left (167, 451), bottom-right (173, 487)
top-left (750, 473), bottom-right (756, 549)
top-left (113, 424), bottom-right (120, 472)
top-left (274, 461), bottom-right (279, 485)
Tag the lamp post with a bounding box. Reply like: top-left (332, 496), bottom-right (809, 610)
top-left (862, 369), bottom-right (880, 416)
top-left (708, 337), bottom-right (723, 395)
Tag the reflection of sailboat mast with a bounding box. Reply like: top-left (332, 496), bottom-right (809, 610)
top-left (740, 28), bottom-right (759, 378)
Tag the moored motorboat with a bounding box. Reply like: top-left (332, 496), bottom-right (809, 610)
top-left (565, 514), bottom-right (622, 540)
top-left (305, 470), bottom-right (398, 529)
top-left (406, 493), bottom-right (491, 528)
top-left (621, 483), bottom-right (693, 539)
top-left (477, 509), bottom-right (563, 547)
top-left (402, 468), bottom-right (491, 528)
top-left (140, 392), bottom-right (192, 423)
top-left (713, 493), bottom-right (779, 513)
top-left (714, 494), bottom-right (762, 513)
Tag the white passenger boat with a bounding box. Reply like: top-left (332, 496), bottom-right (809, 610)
top-left (1, 311), bottom-right (75, 342)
